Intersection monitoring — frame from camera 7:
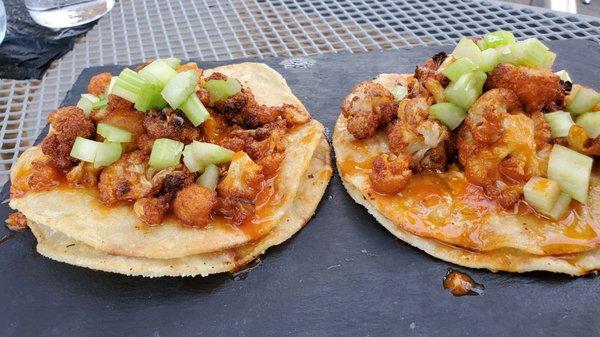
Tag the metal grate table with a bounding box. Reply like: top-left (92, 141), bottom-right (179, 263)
top-left (0, 0), bottom-right (598, 185)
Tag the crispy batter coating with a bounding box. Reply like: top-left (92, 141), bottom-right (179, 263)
top-left (217, 152), bottom-right (264, 200)
top-left (133, 165), bottom-right (194, 224)
top-left (220, 121), bottom-right (287, 177)
top-left (341, 81), bottom-right (396, 139)
top-left (531, 111), bottom-right (552, 150)
top-left (40, 106), bottom-right (96, 172)
top-left (175, 62), bottom-right (203, 78)
top-left (172, 185), bottom-right (217, 228)
top-left (6, 212), bottom-right (28, 232)
top-left (567, 125), bottom-right (600, 156)
top-left (369, 153), bottom-right (413, 194)
top-left (387, 97), bottom-right (449, 171)
top-left (66, 162), bottom-right (99, 187)
top-left (216, 89), bottom-right (281, 129)
top-left (142, 107), bottom-right (201, 145)
top-left (87, 72), bottom-right (112, 96)
top-left (98, 151), bottom-right (153, 205)
top-left (485, 64), bottom-right (566, 113)
top-left (414, 52), bottom-right (449, 88)
top-left (457, 89), bottom-right (549, 208)
top-left (279, 103), bottom-right (311, 126)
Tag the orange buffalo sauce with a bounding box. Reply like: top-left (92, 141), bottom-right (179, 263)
top-left (338, 155), bottom-right (600, 255)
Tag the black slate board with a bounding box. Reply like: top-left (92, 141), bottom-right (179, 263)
top-left (1, 40), bottom-right (599, 337)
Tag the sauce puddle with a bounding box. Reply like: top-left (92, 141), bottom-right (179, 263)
top-left (443, 269), bottom-right (484, 296)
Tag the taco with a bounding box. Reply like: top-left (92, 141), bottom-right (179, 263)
top-left (334, 31), bottom-right (600, 275)
top-left (8, 60), bottom-right (332, 277)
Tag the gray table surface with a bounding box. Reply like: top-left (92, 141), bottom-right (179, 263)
top-left (0, 0), bottom-right (598, 186)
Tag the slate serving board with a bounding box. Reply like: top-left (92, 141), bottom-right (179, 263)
top-left (1, 40), bottom-right (599, 337)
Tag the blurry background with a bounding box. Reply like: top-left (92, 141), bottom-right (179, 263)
top-left (503, 0), bottom-right (599, 16)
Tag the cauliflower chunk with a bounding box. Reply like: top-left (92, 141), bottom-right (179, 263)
top-left (217, 152), bottom-right (264, 200)
top-left (369, 153), bottom-right (413, 194)
top-left (173, 185), bottom-right (217, 228)
top-left (341, 81), bottom-right (396, 139)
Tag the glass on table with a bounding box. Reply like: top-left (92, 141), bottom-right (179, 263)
top-left (0, 0), bottom-right (5, 45)
top-left (23, 0), bottom-right (114, 29)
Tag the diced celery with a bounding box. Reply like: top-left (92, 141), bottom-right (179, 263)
top-left (544, 111), bottom-right (574, 138)
top-left (134, 84), bottom-right (167, 112)
top-left (554, 70), bottom-right (572, 83)
top-left (93, 142), bottom-right (122, 168)
top-left (205, 78), bottom-right (242, 104)
top-left (523, 176), bottom-right (561, 214)
top-left (444, 71), bottom-right (487, 110)
top-left (197, 164), bottom-right (220, 190)
top-left (181, 94), bottom-right (210, 127)
top-left (389, 85), bottom-right (408, 102)
top-left (547, 145), bottom-right (593, 203)
top-left (576, 112), bottom-right (600, 138)
top-left (138, 59), bottom-right (178, 88)
top-left (70, 137), bottom-right (99, 163)
top-left (479, 48), bottom-right (501, 73)
top-left (428, 102), bottom-right (466, 130)
top-left (105, 76), bottom-right (117, 96)
top-left (97, 123), bottom-right (133, 143)
top-left (452, 37), bottom-right (481, 65)
top-left (481, 30), bottom-right (516, 49)
top-left (161, 70), bottom-right (199, 108)
top-left (442, 57), bottom-right (478, 82)
top-left (543, 193), bottom-right (571, 220)
top-left (77, 94), bottom-right (100, 116)
top-left (182, 141), bottom-right (234, 172)
top-left (509, 38), bottom-right (554, 68)
top-left (148, 138), bottom-right (184, 170)
top-left (112, 68), bottom-right (148, 103)
top-left (566, 87), bottom-right (600, 115)
top-left (163, 57), bottom-right (181, 69)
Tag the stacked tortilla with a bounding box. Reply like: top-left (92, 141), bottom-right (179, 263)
top-left (10, 63), bottom-right (332, 277)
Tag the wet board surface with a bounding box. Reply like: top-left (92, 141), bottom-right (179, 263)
top-left (1, 39), bottom-right (599, 337)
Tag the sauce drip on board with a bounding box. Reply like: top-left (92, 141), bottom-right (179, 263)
top-left (443, 269), bottom-right (484, 296)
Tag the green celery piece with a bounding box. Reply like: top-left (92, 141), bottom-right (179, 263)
top-left (181, 94), bottom-right (210, 126)
top-left (77, 94), bottom-right (100, 116)
top-left (547, 145), bottom-right (593, 203)
top-left (428, 102), bottom-right (467, 130)
top-left (138, 59), bottom-right (178, 87)
top-left (97, 123), bottom-right (133, 143)
top-left (205, 78), bottom-right (242, 104)
top-left (576, 112), bottom-right (600, 138)
top-left (567, 87), bottom-right (600, 115)
top-left (197, 164), bottom-right (220, 190)
top-left (148, 138), bottom-right (184, 170)
top-left (452, 37), bottom-right (481, 65)
top-left (163, 57), bottom-right (181, 69)
top-left (444, 71), bottom-right (487, 110)
top-left (161, 70), bottom-right (199, 108)
top-left (544, 111), bottom-right (574, 138)
top-left (135, 83), bottom-right (167, 111)
top-left (482, 30), bottom-right (516, 49)
top-left (70, 137), bottom-right (99, 163)
top-left (93, 142), bottom-right (123, 168)
top-left (442, 57), bottom-right (478, 82)
top-left (479, 48), bottom-right (501, 73)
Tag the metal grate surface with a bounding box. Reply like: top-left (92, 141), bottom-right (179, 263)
top-left (0, 0), bottom-right (599, 185)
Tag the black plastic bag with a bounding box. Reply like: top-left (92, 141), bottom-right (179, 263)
top-left (0, 0), bottom-right (100, 80)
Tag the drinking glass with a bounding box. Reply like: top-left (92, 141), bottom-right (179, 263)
top-left (24, 0), bottom-right (114, 29)
top-left (0, 0), bottom-right (6, 45)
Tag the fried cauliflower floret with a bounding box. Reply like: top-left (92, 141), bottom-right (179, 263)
top-left (280, 103), bottom-right (311, 126)
top-left (133, 166), bottom-right (194, 224)
top-left (341, 81), bottom-right (396, 139)
top-left (65, 162), bottom-right (99, 187)
top-left (172, 185), bottom-right (217, 228)
top-left (567, 125), bottom-right (600, 156)
top-left (220, 121), bottom-right (287, 177)
top-left (87, 72), bottom-right (112, 96)
top-left (386, 96), bottom-right (449, 172)
top-left (6, 212), bottom-right (28, 232)
top-left (98, 151), bottom-right (153, 205)
top-left (216, 89), bottom-right (281, 129)
top-left (485, 64), bottom-right (566, 113)
top-left (142, 107), bottom-right (201, 145)
top-left (40, 106), bottom-right (96, 172)
top-left (414, 52), bottom-right (449, 88)
top-left (457, 89), bottom-right (550, 208)
top-left (175, 62), bottom-right (203, 78)
top-left (369, 153), bottom-right (413, 194)
top-left (531, 111), bottom-right (552, 150)
top-left (217, 152), bottom-right (264, 200)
